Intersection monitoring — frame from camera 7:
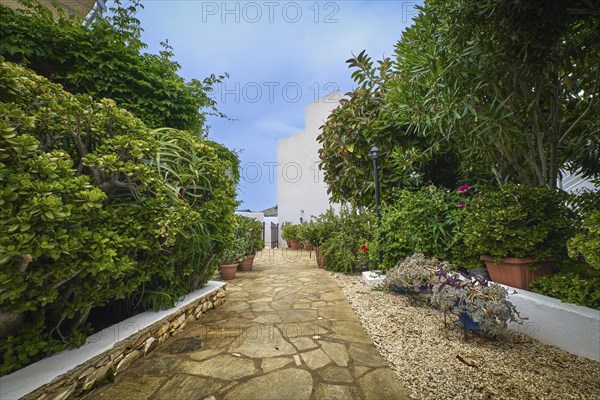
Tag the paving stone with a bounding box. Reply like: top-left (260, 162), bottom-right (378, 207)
top-left (223, 368), bottom-right (313, 400)
top-left (300, 348), bottom-right (331, 370)
top-left (315, 383), bottom-right (359, 399)
top-left (126, 354), bottom-right (179, 377)
top-left (261, 357), bottom-right (293, 373)
top-left (154, 375), bottom-right (222, 400)
top-left (354, 366), bottom-right (371, 378)
top-left (90, 376), bottom-right (166, 399)
top-left (252, 314), bottom-right (282, 324)
top-left (348, 343), bottom-right (387, 367)
top-left (179, 355), bottom-right (256, 380)
top-left (359, 368), bottom-right (411, 400)
top-left (290, 336), bottom-right (318, 351)
top-left (321, 341), bottom-right (349, 367)
top-left (318, 366), bottom-right (354, 383)
top-left (231, 326), bottom-right (296, 357)
top-left (188, 347), bottom-right (224, 361)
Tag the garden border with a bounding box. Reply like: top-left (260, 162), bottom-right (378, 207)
top-left (0, 281), bottom-right (227, 400)
top-left (503, 284), bottom-right (599, 361)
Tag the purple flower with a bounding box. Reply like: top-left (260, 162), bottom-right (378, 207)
top-left (457, 184), bottom-right (471, 193)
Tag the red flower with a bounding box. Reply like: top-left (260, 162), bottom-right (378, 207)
top-left (360, 245), bottom-right (369, 253)
top-left (458, 201), bottom-right (466, 209)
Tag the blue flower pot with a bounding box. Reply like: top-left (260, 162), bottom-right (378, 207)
top-left (419, 284), bottom-right (433, 294)
top-left (394, 285), bottom-right (407, 294)
top-left (458, 311), bottom-right (481, 331)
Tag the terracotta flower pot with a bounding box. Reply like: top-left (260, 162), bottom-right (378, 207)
top-left (480, 255), bottom-right (553, 290)
top-left (239, 255), bottom-right (255, 271)
top-left (219, 264), bottom-right (238, 280)
top-left (304, 242), bottom-right (315, 251)
top-left (286, 241), bottom-right (292, 247)
top-left (290, 241), bottom-right (301, 250)
top-left (315, 248), bottom-right (325, 268)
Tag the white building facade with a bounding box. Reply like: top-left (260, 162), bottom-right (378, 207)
top-left (277, 92), bottom-right (343, 243)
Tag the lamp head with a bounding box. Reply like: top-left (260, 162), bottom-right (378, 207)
top-left (369, 146), bottom-right (380, 160)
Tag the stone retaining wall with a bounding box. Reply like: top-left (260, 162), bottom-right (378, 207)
top-left (11, 284), bottom-right (226, 400)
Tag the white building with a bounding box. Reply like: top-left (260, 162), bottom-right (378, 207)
top-left (277, 92), bottom-right (344, 243)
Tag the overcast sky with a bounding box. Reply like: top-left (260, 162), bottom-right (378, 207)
top-left (137, 1), bottom-right (420, 211)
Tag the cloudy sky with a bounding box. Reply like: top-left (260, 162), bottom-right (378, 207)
top-left (137, 1), bottom-right (420, 211)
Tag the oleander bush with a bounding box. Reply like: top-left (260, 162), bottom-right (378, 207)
top-left (0, 60), bottom-right (238, 375)
top-left (319, 207), bottom-right (376, 273)
top-left (236, 215), bottom-right (264, 255)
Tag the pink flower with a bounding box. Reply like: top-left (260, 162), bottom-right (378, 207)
top-left (458, 201), bottom-right (466, 209)
top-left (457, 184), bottom-right (471, 193)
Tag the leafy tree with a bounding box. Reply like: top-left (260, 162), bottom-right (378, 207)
top-left (386, 0), bottom-right (600, 188)
top-left (0, 0), bottom-right (227, 134)
top-left (318, 51), bottom-right (460, 207)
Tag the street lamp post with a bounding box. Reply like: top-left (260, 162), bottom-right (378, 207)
top-left (369, 146), bottom-right (383, 267)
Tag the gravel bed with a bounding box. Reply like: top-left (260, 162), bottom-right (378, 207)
top-left (333, 273), bottom-right (600, 400)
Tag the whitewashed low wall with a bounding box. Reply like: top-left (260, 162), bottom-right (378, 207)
top-left (0, 281), bottom-right (227, 400)
top-left (504, 285), bottom-right (600, 362)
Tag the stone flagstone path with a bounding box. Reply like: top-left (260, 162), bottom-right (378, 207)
top-left (87, 249), bottom-right (409, 400)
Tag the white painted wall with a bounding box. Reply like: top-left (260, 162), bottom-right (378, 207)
top-left (277, 92), bottom-right (343, 246)
top-left (504, 285), bottom-right (600, 362)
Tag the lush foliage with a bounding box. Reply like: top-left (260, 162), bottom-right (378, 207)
top-left (374, 185), bottom-right (470, 271)
top-left (0, 61), bottom-right (238, 374)
top-left (236, 215), bottom-right (264, 255)
top-left (317, 50), bottom-right (460, 207)
top-left (281, 222), bottom-right (303, 242)
top-left (319, 207), bottom-right (376, 273)
top-left (318, 0), bottom-right (599, 198)
top-left (304, 209), bottom-right (338, 248)
top-left (568, 210), bottom-right (600, 269)
top-left (463, 184), bottom-right (576, 263)
top-left (383, 254), bottom-right (451, 293)
top-left (0, 0), bottom-right (227, 134)
top-left (531, 272), bottom-right (600, 310)
top-left (431, 267), bottom-right (522, 336)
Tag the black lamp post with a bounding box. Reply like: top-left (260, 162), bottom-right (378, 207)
top-left (369, 146), bottom-right (383, 267)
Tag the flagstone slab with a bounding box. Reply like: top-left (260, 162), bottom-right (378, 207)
top-left (86, 250), bottom-right (407, 400)
top-left (321, 341), bottom-right (350, 367)
top-left (179, 355), bottom-right (256, 380)
top-left (223, 368), bottom-right (312, 400)
top-left (359, 368), bottom-right (411, 400)
top-left (300, 348), bottom-right (331, 370)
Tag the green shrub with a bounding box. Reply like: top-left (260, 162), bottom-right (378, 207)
top-left (374, 185), bottom-right (470, 272)
top-left (568, 210), bottom-right (600, 269)
top-left (0, 60), bottom-right (238, 374)
top-left (304, 209), bottom-right (338, 248)
top-left (236, 215), bottom-right (264, 255)
top-left (531, 273), bottom-right (600, 310)
top-left (320, 207), bottom-right (376, 273)
top-left (281, 223), bottom-right (302, 242)
top-left (0, 1), bottom-right (225, 134)
top-left (463, 184), bottom-right (576, 263)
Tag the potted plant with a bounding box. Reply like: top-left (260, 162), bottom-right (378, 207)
top-left (219, 239), bottom-right (245, 280)
top-left (463, 184), bottom-right (575, 290)
top-left (281, 223), bottom-right (301, 250)
top-left (432, 267), bottom-right (522, 335)
top-left (237, 215), bottom-right (265, 271)
top-left (383, 253), bottom-right (450, 295)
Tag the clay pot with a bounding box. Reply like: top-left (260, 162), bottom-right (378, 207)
top-left (219, 264), bottom-right (238, 280)
top-left (304, 242), bottom-right (315, 251)
top-left (480, 255), bottom-right (553, 290)
top-left (315, 248), bottom-right (325, 269)
top-left (289, 241), bottom-right (301, 250)
top-left (239, 255), bottom-right (255, 271)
